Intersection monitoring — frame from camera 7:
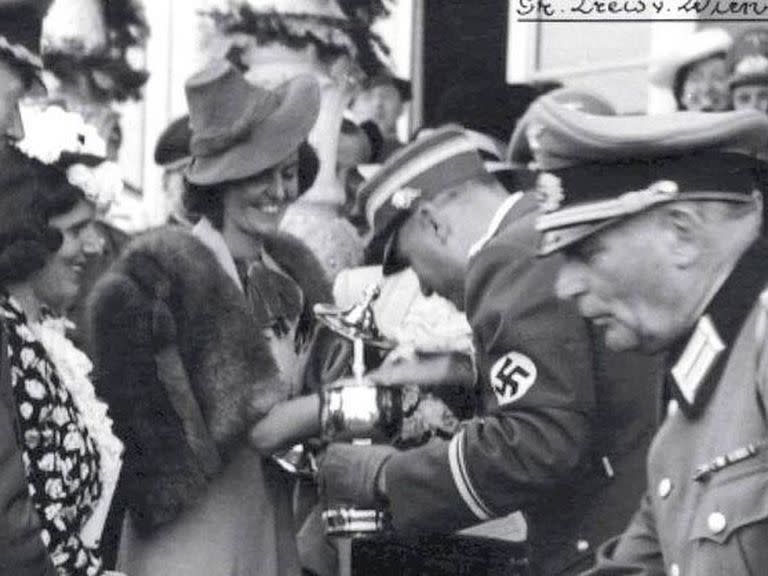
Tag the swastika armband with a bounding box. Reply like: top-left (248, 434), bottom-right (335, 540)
top-left (489, 351), bottom-right (537, 406)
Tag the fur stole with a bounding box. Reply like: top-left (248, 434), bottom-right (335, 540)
top-left (87, 226), bottom-right (331, 532)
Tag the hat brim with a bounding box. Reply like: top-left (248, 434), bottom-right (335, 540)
top-left (538, 218), bottom-right (619, 256)
top-left (729, 73), bottom-right (768, 89)
top-left (366, 209), bottom-right (410, 274)
top-left (185, 75), bottom-right (320, 186)
top-left (381, 226), bottom-right (408, 276)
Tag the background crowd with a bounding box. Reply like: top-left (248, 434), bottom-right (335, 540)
top-left (4, 1), bottom-right (768, 576)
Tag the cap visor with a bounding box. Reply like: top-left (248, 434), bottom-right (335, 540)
top-left (382, 228), bottom-right (408, 276)
top-left (538, 218), bottom-right (619, 256)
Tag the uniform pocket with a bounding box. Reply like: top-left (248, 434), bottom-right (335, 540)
top-left (688, 461), bottom-right (768, 575)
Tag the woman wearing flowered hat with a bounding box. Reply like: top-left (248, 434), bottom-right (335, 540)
top-left (0, 107), bottom-right (124, 576)
top-left (88, 61), bottom-right (342, 576)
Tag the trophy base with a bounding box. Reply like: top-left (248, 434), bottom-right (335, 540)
top-left (322, 507), bottom-right (389, 537)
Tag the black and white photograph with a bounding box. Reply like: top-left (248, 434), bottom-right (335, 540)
top-left (1, 1), bottom-right (768, 575)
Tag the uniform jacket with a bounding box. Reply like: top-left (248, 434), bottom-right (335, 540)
top-left (87, 225), bottom-right (331, 533)
top-left (585, 238), bottom-right (768, 576)
top-left (383, 193), bottom-right (663, 574)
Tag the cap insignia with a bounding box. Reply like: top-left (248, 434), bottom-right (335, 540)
top-left (536, 172), bottom-right (565, 213)
top-left (391, 187), bottom-right (422, 210)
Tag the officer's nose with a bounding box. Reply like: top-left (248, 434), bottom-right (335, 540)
top-left (555, 259), bottom-right (588, 302)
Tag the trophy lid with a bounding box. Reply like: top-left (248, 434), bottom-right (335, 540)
top-left (314, 284), bottom-right (396, 349)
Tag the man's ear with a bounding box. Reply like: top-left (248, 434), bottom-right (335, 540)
top-left (661, 203), bottom-right (703, 269)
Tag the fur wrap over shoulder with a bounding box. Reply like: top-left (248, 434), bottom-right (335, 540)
top-left (87, 226), bottom-right (331, 533)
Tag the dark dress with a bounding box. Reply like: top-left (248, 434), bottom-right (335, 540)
top-left (1, 297), bottom-right (103, 576)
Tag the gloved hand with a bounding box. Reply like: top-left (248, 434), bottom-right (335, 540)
top-left (317, 443), bottom-right (398, 508)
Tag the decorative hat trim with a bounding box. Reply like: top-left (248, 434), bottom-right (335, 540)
top-left (66, 161), bottom-right (123, 213)
top-left (16, 104), bottom-right (107, 163)
top-left (14, 104), bottom-right (123, 213)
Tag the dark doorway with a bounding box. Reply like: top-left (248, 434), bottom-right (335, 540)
top-left (421, 1), bottom-right (510, 128)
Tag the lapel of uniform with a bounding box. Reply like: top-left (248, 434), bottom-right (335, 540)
top-left (669, 239), bottom-right (768, 419)
top-left (467, 192), bottom-right (526, 260)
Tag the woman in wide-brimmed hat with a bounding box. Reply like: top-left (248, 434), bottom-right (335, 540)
top-left (88, 61), bottom-right (341, 576)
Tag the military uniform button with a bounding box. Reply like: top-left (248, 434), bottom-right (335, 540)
top-left (670, 563), bottom-right (680, 576)
top-left (708, 512), bottom-right (727, 534)
top-left (576, 539), bottom-right (589, 552)
top-left (658, 478), bottom-right (672, 499)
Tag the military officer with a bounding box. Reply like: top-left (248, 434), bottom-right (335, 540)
top-left (533, 98), bottom-right (768, 575)
top-left (318, 125), bottom-right (662, 574)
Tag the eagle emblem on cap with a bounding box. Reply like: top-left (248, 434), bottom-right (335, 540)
top-left (391, 187), bottom-right (422, 210)
top-left (536, 172), bottom-right (564, 213)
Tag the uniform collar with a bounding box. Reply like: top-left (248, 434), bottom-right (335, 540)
top-left (467, 191), bottom-right (525, 259)
top-left (668, 237), bottom-right (768, 418)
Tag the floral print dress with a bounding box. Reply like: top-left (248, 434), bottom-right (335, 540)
top-left (1, 297), bottom-right (103, 576)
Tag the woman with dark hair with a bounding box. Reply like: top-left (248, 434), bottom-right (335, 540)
top-left (89, 61), bottom-right (342, 576)
top-left (0, 144), bottom-right (122, 576)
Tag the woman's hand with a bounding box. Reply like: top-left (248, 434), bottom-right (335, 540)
top-left (248, 393), bottom-right (321, 456)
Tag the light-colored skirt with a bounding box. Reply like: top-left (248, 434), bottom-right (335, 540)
top-left (117, 445), bottom-right (301, 576)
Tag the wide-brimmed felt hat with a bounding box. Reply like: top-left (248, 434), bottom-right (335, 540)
top-left (0, 0), bottom-right (52, 90)
top-left (184, 60), bottom-right (320, 186)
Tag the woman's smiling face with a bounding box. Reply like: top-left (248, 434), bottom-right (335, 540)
top-left (222, 152), bottom-right (300, 237)
top-left (31, 197), bottom-right (99, 312)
